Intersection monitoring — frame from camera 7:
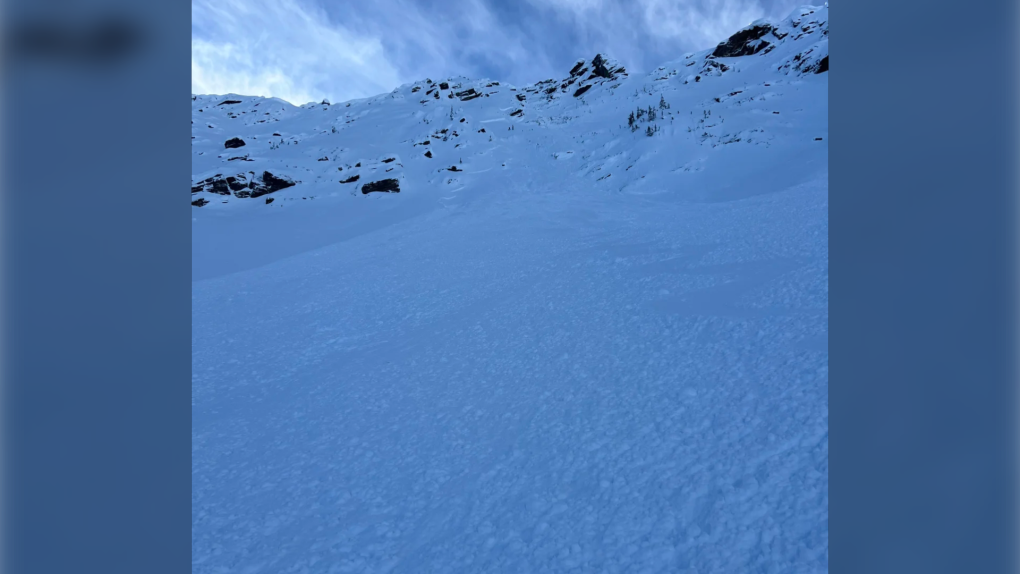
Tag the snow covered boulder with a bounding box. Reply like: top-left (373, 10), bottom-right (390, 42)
top-left (361, 178), bottom-right (400, 194)
top-left (192, 171), bottom-right (295, 199)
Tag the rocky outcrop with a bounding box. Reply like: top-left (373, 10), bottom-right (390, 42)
top-left (224, 137), bottom-right (245, 149)
top-left (591, 54), bottom-right (612, 79)
top-left (361, 179), bottom-right (400, 194)
top-left (711, 24), bottom-right (777, 58)
top-left (814, 55), bottom-right (828, 73)
top-left (455, 88), bottom-right (482, 101)
top-left (192, 171), bottom-right (296, 199)
top-left (340, 175), bottom-right (360, 184)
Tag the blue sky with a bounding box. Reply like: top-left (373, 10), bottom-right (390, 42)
top-left (192, 0), bottom-right (807, 105)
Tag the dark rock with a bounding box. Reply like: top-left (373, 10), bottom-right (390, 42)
top-left (545, 86), bottom-right (557, 95)
top-left (424, 150), bottom-right (432, 158)
top-left (224, 137), bottom-right (245, 149)
top-left (318, 156), bottom-right (329, 161)
top-left (355, 162), bottom-right (361, 167)
top-left (446, 165), bottom-right (461, 172)
top-left (252, 172), bottom-right (296, 197)
top-left (208, 179), bottom-right (230, 195)
top-left (361, 179), bottom-right (400, 194)
top-left (711, 24), bottom-right (775, 58)
top-left (411, 86), bottom-right (421, 92)
top-left (510, 109), bottom-right (523, 117)
top-left (192, 198), bottom-right (209, 207)
top-left (433, 92), bottom-right (439, 100)
top-left (569, 61), bottom-right (585, 76)
top-left (266, 197), bottom-right (275, 204)
top-left (272, 133), bottom-right (281, 136)
top-left (381, 157), bottom-right (396, 163)
top-left (439, 82), bottom-right (449, 90)
top-left (340, 175), bottom-right (360, 184)
top-left (516, 93), bottom-right (526, 102)
top-left (591, 54), bottom-right (612, 79)
top-left (225, 176), bottom-right (247, 192)
top-left (695, 75), bottom-right (701, 82)
top-left (478, 128), bottom-right (485, 133)
top-left (460, 118), bottom-right (466, 122)
top-left (217, 99), bottom-right (242, 105)
top-left (703, 60), bottom-right (730, 73)
top-left (815, 137), bottom-right (823, 141)
top-left (814, 55), bottom-right (828, 73)
top-left (573, 85), bottom-right (592, 97)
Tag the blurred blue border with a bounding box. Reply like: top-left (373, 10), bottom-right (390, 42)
top-left (1, 3), bottom-right (191, 573)
top-left (834, 0), bottom-right (1018, 572)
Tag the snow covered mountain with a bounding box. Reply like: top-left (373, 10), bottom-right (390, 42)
top-left (193, 5), bottom-right (828, 573)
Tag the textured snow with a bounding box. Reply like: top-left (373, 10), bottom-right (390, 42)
top-left (193, 5), bottom-right (828, 573)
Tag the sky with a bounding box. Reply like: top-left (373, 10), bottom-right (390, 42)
top-left (192, 0), bottom-right (811, 105)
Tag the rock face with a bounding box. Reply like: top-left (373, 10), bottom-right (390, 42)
top-left (224, 137), bottom-right (245, 149)
top-left (361, 179), bottom-right (400, 194)
top-left (192, 198), bottom-right (209, 207)
top-left (711, 24), bottom-right (777, 58)
top-left (340, 175), bottom-right (360, 184)
top-left (455, 88), bottom-right (481, 101)
top-left (814, 55), bottom-right (828, 73)
top-left (192, 171), bottom-right (296, 199)
top-left (591, 54), bottom-right (613, 79)
top-left (573, 85), bottom-right (592, 98)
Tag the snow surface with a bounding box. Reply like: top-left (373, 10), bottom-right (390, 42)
top-left (193, 6), bottom-right (828, 573)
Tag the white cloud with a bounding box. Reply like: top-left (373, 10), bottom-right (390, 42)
top-left (638, 0), bottom-right (766, 47)
top-left (191, 0), bottom-right (404, 105)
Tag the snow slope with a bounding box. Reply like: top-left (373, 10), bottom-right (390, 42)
top-left (193, 5), bottom-right (828, 573)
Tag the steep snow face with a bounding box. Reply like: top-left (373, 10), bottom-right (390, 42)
top-left (192, 5), bottom-right (828, 574)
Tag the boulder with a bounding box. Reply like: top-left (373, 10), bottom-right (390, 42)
top-left (224, 137), bottom-right (245, 149)
top-left (361, 179), bottom-right (400, 194)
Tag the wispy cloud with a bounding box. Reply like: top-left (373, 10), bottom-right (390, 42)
top-left (191, 0), bottom-right (806, 104)
top-left (192, 0), bottom-right (403, 104)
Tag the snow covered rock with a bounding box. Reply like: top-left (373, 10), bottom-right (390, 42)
top-left (360, 178), bottom-right (400, 194)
